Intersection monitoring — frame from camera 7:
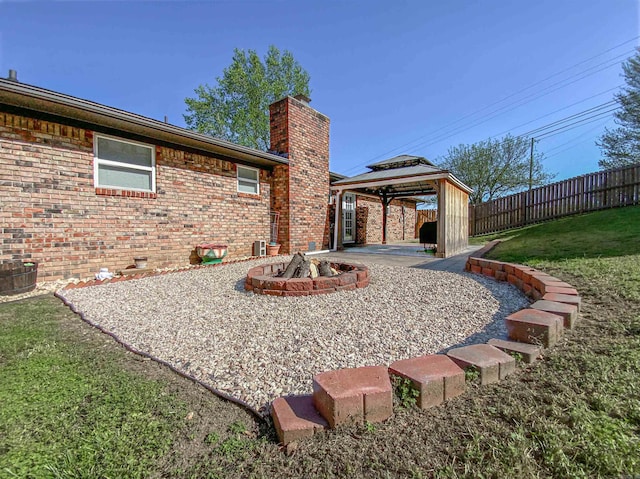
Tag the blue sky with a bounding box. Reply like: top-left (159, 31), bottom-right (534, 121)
top-left (1, 1), bottom-right (638, 181)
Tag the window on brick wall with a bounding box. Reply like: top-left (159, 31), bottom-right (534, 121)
top-left (237, 165), bottom-right (259, 195)
top-left (94, 135), bottom-right (155, 192)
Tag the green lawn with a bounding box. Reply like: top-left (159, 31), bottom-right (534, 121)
top-left (0, 299), bottom-right (187, 478)
top-left (1, 205), bottom-right (639, 478)
top-left (471, 205), bottom-right (640, 301)
top-left (470, 204), bottom-right (640, 261)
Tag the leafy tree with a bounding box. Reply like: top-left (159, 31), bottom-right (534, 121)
top-left (439, 135), bottom-right (554, 204)
top-left (598, 50), bottom-right (640, 169)
top-left (184, 45), bottom-right (311, 150)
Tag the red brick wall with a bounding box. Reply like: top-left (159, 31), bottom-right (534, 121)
top-left (270, 97), bottom-right (330, 253)
top-left (269, 100), bottom-right (291, 253)
top-left (0, 112), bottom-right (271, 281)
top-left (355, 196), bottom-right (416, 244)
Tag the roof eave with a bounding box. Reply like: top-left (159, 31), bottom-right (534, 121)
top-left (0, 79), bottom-right (289, 168)
top-left (329, 170), bottom-right (348, 182)
top-left (332, 172), bottom-right (473, 194)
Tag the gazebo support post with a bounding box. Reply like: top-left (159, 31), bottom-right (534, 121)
top-left (332, 190), bottom-right (343, 251)
top-left (380, 192), bottom-right (391, 245)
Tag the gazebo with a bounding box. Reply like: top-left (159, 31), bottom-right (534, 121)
top-left (330, 155), bottom-right (472, 258)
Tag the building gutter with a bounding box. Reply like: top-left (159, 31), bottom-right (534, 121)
top-left (0, 79), bottom-right (289, 168)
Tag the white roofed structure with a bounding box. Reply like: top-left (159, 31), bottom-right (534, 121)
top-left (331, 155), bottom-right (472, 257)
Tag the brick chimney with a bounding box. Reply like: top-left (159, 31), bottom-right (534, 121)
top-left (269, 96), bottom-right (330, 254)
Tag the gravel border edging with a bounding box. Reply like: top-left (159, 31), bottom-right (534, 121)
top-left (60, 255), bottom-right (287, 292)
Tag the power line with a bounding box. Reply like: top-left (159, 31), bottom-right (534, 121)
top-left (344, 51), bottom-right (629, 173)
top-left (490, 84), bottom-right (622, 138)
top-left (401, 54), bottom-right (628, 154)
top-left (340, 37), bottom-right (638, 174)
top-left (541, 119), bottom-right (613, 161)
top-left (541, 118), bottom-right (611, 156)
top-left (520, 101), bottom-right (616, 137)
top-left (533, 109), bottom-right (616, 140)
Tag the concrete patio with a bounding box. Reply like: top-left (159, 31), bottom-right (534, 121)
top-left (320, 242), bottom-right (482, 272)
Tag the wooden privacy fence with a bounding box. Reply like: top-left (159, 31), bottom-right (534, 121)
top-left (469, 163), bottom-right (640, 236)
top-left (414, 209), bottom-right (437, 238)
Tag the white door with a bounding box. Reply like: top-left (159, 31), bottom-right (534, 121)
top-left (343, 193), bottom-right (356, 243)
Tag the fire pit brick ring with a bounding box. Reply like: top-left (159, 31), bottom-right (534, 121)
top-left (245, 261), bottom-right (370, 296)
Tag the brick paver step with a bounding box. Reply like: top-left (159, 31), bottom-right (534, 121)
top-left (540, 280), bottom-right (574, 293)
top-left (542, 292), bottom-right (582, 312)
top-left (312, 366), bottom-right (393, 428)
top-left (271, 395), bottom-right (328, 445)
top-left (487, 338), bottom-right (542, 364)
top-left (531, 299), bottom-right (579, 329)
top-left (446, 344), bottom-right (515, 385)
top-left (388, 354), bottom-right (465, 409)
top-left (543, 285), bottom-right (579, 296)
top-left (505, 308), bottom-right (563, 347)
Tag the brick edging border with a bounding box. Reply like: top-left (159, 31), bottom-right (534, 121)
top-left (465, 240), bottom-right (576, 300)
top-left (271, 240), bottom-right (582, 446)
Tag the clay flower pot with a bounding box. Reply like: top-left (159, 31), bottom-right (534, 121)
top-left (266, 243), bottom-right (281, 256)
top-left (134, 257), bottom-right (148, 269)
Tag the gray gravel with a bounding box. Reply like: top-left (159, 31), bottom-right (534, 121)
top-left (58, 256), bottom-right (529, 413)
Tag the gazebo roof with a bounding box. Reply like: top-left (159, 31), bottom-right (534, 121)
top-left (331, 155), bottom-right (472, 198)
top-left (366, 154), bottom-right (436, 170)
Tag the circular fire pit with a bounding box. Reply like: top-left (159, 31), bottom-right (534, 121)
top-left (245, 261), bottom-right (369, 296)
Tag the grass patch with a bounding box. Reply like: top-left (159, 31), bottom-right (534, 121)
top-left (2, 205), bottom-right (640, 478)
top-left (473, 205), bottom-right (640, 301)
top-left (472, 205), bottom-right (640, 262)
top-left (441, 321), bottom-right (640, 478)
top-left (453, 205), bottom-right (640, 477)
top-left (0, 298), bottom-right (186, 478)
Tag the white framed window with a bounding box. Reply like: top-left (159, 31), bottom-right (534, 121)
top-left (94, 134), bottom-right (155, 192)
top-left (237, 165), bottom-right (260, 195)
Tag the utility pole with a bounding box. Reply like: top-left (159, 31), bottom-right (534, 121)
top-left (529, 138), bottom-right (535, 191)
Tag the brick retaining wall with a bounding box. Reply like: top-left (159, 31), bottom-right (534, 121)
top-left (271, 242), bottom-right (582, 445)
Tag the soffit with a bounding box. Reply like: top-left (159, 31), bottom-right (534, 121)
top-left (0, 79), bottom-right (289, 168)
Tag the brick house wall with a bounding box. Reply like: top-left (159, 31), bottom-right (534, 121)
top-left (1, 88), bottom-right (423, 283)
top-left (355, 196), bottom-right (416, 244)
top-left (270, 96), bottom-right (330, 253)
top-left (0, 112), bottom-right (271, 281)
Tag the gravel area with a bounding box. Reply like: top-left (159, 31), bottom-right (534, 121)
top-left (58, 256), bottom-right (529, 414)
